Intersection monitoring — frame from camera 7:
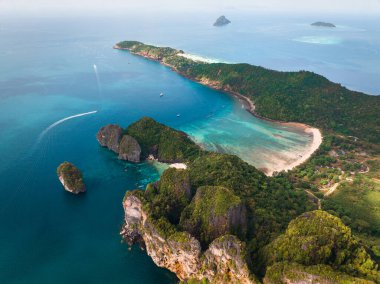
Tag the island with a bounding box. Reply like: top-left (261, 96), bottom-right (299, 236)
top-left (97, 117), bottom-right (379, 283)
top-left (113, 41), bottom-right (380, 145)
top-left (311, 21), bottom-right (336, 28)
top-left (57, 162), bottom-right (85, 194)
top-left (213, 15), bottom-right (231, 26)
top-left (109, 42), bottom-right (380, 282)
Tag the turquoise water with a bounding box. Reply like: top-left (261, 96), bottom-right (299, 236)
top-left (1, 13), bottom-right (379, 283)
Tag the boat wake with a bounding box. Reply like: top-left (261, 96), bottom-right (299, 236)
top-left (37, 110), bottom-right (97, 143)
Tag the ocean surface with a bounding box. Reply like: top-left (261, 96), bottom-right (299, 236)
top-left (0, 12), bottom-right (379, 283)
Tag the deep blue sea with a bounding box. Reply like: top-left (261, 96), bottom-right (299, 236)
top-left (0, 12), bottom-right (379, 283)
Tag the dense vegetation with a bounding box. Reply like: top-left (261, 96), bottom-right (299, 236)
top-left (117, 41), bottom-right (380, 144)
top-left (263, 210), bottom-right (379, 281)
top-left (126, 117), bottom-right (203, 162)
top-left (265, 262), bottom-right (373, 284)
top-left (146, 168), bottom-right (192, 224)
top-left (179, 186), bottom-right (245, 247)
top-left (287, 134), bottom-right (380, 263)
top-left (187, 153), bottom-right (314, 253)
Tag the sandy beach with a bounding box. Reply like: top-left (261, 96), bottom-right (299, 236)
top-left (169, 163), bottom-right (187, 169)
top-left (264, 126), bottom-right (322, 176)
top-left (238, 95), bottom-right (323, 175)
top-left (222, 90), bottom-right (323, 176)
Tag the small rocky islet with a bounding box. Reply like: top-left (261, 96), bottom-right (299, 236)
top-left (213, 15), bottom-right (231, 27)
top-left (57, 162), bottom-right (85, 194)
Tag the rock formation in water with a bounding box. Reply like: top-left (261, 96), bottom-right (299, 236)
top-left (96, 124), bottom-right (123, 153)
top-left (121, 191), bottom-right (257, 283)
top-left (97, 124), bottom-right (142, 163)
top-left (213, 15), bottom-right (231, 26)
top-left (57, 162), bottom-right (86, 194)
top-left (311, 21), bottom-right (336, 28)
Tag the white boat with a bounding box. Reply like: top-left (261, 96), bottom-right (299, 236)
top-left (177, 114), bottom-right (181, 117)
top-left (160, 92), bottom-right (164, 97)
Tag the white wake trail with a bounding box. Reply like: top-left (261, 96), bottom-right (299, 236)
top-left (37, 110), bottom-right (97, 143)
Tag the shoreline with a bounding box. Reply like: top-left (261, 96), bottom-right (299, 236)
top-left (114, 44), bottom-right (323, 175)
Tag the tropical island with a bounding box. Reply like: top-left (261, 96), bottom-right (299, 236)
top-left (57, 162), bottom-right (86, 194)
top-left (311, 21), bottom-right (336, 28)
top-left (108, 41), bottom-right (380, 282)
top-left (98, 117), bottom-right (379, 283)
top-left (213, 15), bottom-right (231, 27)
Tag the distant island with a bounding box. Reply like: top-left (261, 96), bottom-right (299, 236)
top-left (213, 15), bottom-right (231, 26)
top-left (57, 162), bottom-right (85, 194)
top-left (311, 21), bottom-right (336, 28)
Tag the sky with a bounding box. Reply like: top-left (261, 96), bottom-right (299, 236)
top-left (1, 0), bottom-right (380, 16)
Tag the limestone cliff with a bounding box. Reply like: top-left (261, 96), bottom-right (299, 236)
top-left (180, 186), bottom-right (247, 248)
top-left (97, 124), bottom-right (142, 163)
top-left (118, 135), bottom-right (141, 162)
top-left (96, 124), bottom-right (123, 153)
top-left (120, 192), bottom-right (257, 284)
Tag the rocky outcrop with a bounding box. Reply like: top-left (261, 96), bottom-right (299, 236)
top-left (213, 15), bottom-right (231, 26)
top-left (96, 124), bottom-right (123, 153)
top-left (202, 235), bottom-right (254, 283)
top-left (57, 162), bottom-right (85, 194)
top-left (120, 192), bottom-right (256, 283)
top-left (97, 124), bottom-right (142, 163)
top-left (120, 194), bottom-right (145, 246)
top-left (180, 186), bottom-right (247, 247)
top-left (263, 210), bottom-right (380, 282)
top-left (118, 135), bottom-right (141, 162)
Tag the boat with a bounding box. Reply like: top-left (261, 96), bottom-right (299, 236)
top-left (177, 114), bottom-right (181, 117)
top-left (160, 92), bottom-right (164, 97)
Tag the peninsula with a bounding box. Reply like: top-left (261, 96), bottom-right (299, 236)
top-left (113, 41), bottom-right (380, 144)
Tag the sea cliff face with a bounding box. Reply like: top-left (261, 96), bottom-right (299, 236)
top-left (97, 124), bottom-right (141, 163)
top-left (118, 135), bottom-right (141, 163)
top-left (121, 192), bottom-right (257, 284)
